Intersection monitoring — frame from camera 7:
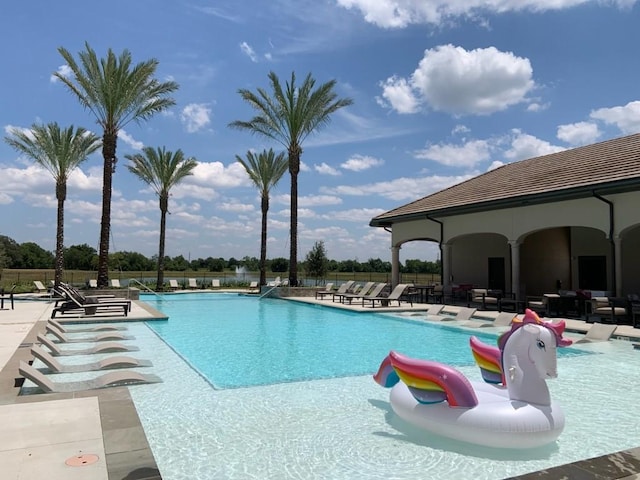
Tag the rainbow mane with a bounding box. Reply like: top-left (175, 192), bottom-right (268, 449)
top-left (499, 309), bottom-right (573, 352)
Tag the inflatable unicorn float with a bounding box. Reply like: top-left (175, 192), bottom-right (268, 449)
top-left (374, 309), bottom-right (572, 449)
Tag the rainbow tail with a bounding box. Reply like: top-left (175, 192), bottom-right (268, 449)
top-left (373, 354), bottom-right (400, 388)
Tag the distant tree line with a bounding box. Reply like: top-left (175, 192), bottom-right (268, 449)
top-left (0, 235), bottom-right (440, 275)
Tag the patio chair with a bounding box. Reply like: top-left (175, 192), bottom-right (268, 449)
top-left (48, 318), bottom-right (126, 333)
top-left (88, 279), bottom-right (98, 288)
top-left (51, 285), bottom-right (131, 318)
top-left (588, 296), bottom-right (630, 324)
top-left (327, 281), bottom-right (355, 302)
top-left (19, 361), bottom-right (161, 393)
top-left (45, 324), bottom-right (134, 343)
top-left (248, 281), bottom-right (260, 294)
top-left (37, 334), bottom-right (140, 356)
top-left (188, 278), bottom-right (198, 289)
top-left (169, 279), bottom-right (180, 290)
top-left (469, 289), bottom-right (501, 310)
top-left (211, 279), bottom-right (221, 289)
top-left (314, 283), bottom-right (334, 299)
top-left (30, 345), bottom-right (152, 373)
top-left (33, 280), bottom-right (48, 293)
top-left (111, 279), bottom-right (121, 288)
top-left (334, 282), bottom-right (376, 304)
top-left (362, 283), bottom-right (409, 308)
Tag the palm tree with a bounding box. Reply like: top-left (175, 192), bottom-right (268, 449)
top-left (236, 148), bottom-right (288, 287)
top-left (54, 42), bottom-right (179, 287)
top-left (4, 122), bottom-right (101, 287)
top-left (125, 146), bottom-right (197, 290)
top-left (229, 71), bottom-right (353, 286)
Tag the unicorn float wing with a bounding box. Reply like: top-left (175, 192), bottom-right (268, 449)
top-left (373, 309), bottom-right (572, 449)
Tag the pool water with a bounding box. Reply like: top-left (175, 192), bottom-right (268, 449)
top-left (142, 293), bottom-right (586, 389)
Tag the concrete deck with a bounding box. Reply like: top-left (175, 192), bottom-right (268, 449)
top-left (0, 297), bottom-right (165, 480)
top-left (2, 292), bottom-right (640, 479)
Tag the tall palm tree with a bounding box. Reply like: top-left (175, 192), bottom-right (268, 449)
top-left (236, 148), bottom-right (288, 287)
top-left (125, 146), bottom-right (197, 290)
top-left (229, 71), bottom-right (353, 286)
top-left (4, 122), bottom-right (101, 287)
top-left (54, 42), bottom-right (179, 287)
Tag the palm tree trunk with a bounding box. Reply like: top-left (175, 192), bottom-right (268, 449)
top-left (97, 131), bottom-right (117, 287)
top-left (157, 195), bottom-right (168, 290)
top-left (260, 195), bottom-right (268, 286)
top-left (55, 181), bottom-right (66, 287)
top-left (289, 149), bottom-right (300, 286)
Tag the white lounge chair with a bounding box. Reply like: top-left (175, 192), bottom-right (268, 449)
top-left (463, 311), bottom-right (516, 328)
top-left (169, 279), bottom-right (180, 290)
top-left (37, 334), bottom-right (139, 356)
top-left (188, 278), bottom-right (198, 289)
top-left (364, 283), bottom-right (411, 308)
top-left (19, 361), bottom-right (161, 393)
top-left (111, 279), bottom-right (121, 288)
top-left (211, 279), bottom-right (221, 288)
top-left (325, 281), bottom-right (355, 302)
top-left (575, 323), bottom-right (618, 343)
top-left (31, 345), bottom-right (152, 373)
top-left (314, 283), bottom-right (334, 299)
top-left (335, 282), bottom-right (376, 304)
top-left (33, 280), bottom-right (48, 293)
top-left (46, 324), bottom-right (133, 343)
top-left (248, 281), bottom-right (259, 293)
top-left (48, 318), bottom-right (127, 333)
top-left (88, 279), bottom-right (98, 288)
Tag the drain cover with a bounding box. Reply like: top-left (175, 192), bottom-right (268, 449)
top-left (65, 454), bottom-right (99, 467)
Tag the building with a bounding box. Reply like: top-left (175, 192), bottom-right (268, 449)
top-left (370, 133), bottom-right (640, 298)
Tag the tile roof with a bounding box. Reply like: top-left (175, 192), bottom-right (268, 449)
top-left (371, 133), bottom-right (640, 226)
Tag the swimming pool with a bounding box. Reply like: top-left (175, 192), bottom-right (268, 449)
top-left (127, 295), bottom-right (640, 478)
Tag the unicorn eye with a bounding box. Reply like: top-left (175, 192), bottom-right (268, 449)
top-left (536, 339), bottom-right (546, 350)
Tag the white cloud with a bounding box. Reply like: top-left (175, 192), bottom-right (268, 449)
top-left (118, 130), bottom-right (144, 150)
top-left (314, 162), bottom-right (341, 176)
top-left (274, 193), bottom-right (343, 207)
top-left (336, 0), bottom-right (636, 29)
top-left (414, 139), bottom-right (492, 167)
top-left (556, 122), bottom-right (601, 146)
top-left (378, 45), bottom-right (534, 116)
top-left (412, 45), bottom-right (534, 115)
top-left (321, 207), bottom-right (387, 222)
top-left (341, 154), bottom-right (384, 171)
top-left (321, 174), bottom-right (474, 201)
top-left (189, 161), bottom-right (249, 188)
top-left (240, 42), bottom-right (258, 62)
top-left (180, 103), bottom-right (211, 133)
top-left (590, 100), bottom-right (640, 135)
top-left (503, 129), bottom-right (565, 161)
top-left (376, 76), bottom-right (420, 114)
top-left (50, 64), bottom-right (72, 83)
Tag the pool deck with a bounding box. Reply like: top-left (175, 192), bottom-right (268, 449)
top-left (2, 291), bottom-right (640, 479)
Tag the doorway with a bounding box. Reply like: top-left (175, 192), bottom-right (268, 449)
top-left (578, 255), bottom-right (607, 290)
top-left (488, 257), bottom-right (506, 291)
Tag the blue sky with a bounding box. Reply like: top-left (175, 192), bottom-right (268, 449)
top-left (2, 1), bottom-right (640, 264)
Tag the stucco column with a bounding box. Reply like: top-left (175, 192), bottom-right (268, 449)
top-left (614, 235), bottom-right (622, 296)
top-left (391, 245), bottom-right (400, 288)
top-left (441, 243), bottom-right (451, 287)
top-left (509, 240), bottom-right (521, 300)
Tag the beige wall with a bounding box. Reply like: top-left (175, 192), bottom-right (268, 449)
top-left (388, 191), bottom-right (640, 295)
